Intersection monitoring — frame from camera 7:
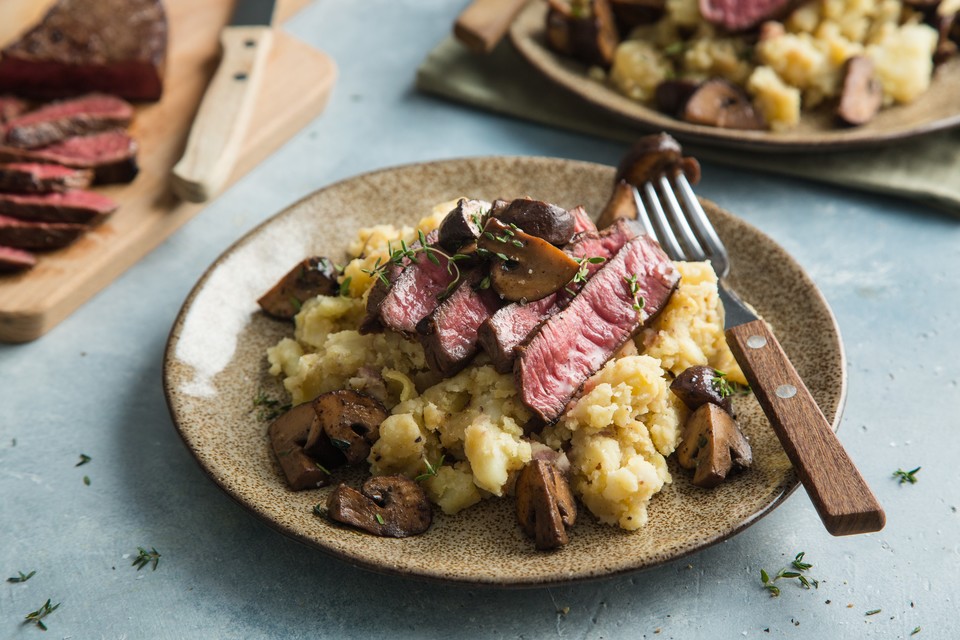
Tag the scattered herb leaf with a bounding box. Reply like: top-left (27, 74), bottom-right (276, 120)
top-left (911, 626), bottom-right (921, 636)
top-left (7, 570), bottom-right (36, 583)
top-left (315, 462), bottom-right (331, 475)
top-left (312, 503), bottom-right (326, 517)
top-left (415, 454), bottom-right (445, 483)
top-left (339, 276), bottom-right (353, 297)
top-left (893, 467), bottom-right (921, 485)
top-left (132, 547), bottom-right (161, 571)
top-left (375, 513), bottom-right (385, 525)
top-left (252, 389), bottom-right (291, 422)
top-left (760, 552), bottom-right (818, 597)
top-left (23, 599), bottom-right (59, 631)
top-left (83, 475), bottom-right (91, 486)
top-left (865, 609), bottom-right (881, 616)
top-left (76, 453), bottom-right (92, 467)
top-left (624, 274), bottom-right (645, 312)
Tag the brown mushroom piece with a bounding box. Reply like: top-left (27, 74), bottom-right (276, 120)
top-left (478, 218), bottom-right (580, 302)
top-left (614, 133), bottom-right (701, 186)
top-left (516, 460), bottom-right (577, 550)
top-left (609, 0), bottom-right (666, 32)
top-left (654, 79), bottom-right (699, 118)
top-left (837, 56), bottom-right (883, 126)
top-left (934, 12), bottom-right (958, 65)
top-left (494, 198), bottom-right (576, 246)
top-left (681, 79), bottom-right (766, 130)
top-left (303, 390), bottom-right (388, 466)
top-left (670, 365), bottom-right (734, 414)
top-left (546, 0), bottom-right (620, 68)
top-left (257, 256), bottom-right (339, 320)
top-left (327, 475), bottom-right (433, 537)
top-left (268, 403), bottom-right (332, 490)
top-left (676, 403), bottom-right (752, 489)
top-left (437, 198), bottom-right (489, 253)
top-left (596, 179), bottom-right (639, 229)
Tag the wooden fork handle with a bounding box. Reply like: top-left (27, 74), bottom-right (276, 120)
top-left (454, 0), bottom-right (529, 54)
top-left (726, 320), bottom-right (885, 536)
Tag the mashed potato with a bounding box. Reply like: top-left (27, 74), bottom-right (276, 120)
top-left (267, 207), bottom-right (746, 530)
top-left (608, 0), bottom-right (939, 130)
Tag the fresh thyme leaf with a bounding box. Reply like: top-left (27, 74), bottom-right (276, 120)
top-left (7, 570), bottom-right (36, 583)
top-left (760, 551), bottom-right (817, 596)
top-left (792, 552), bottom-right (812, 571)
top-left (315, 462), bottom-right (331, 475)
top-left (865, 609), bottom-right (881, 616)
top-left (132, 547), bottom-right (161, 571)
top-left (375, 513), bottom-right (385, 525)
top-left (511, 239), bottom-right (524, 248)
top-left (76, 453), bottom-right (92, 467)
top-left (289, 296), bottom-right (302, 313)
top-left (330, 438), bottom-right (351, 451)
top-left (712, 370), bottom-right (735, 398)
top-left (478, 276), bottom-right (491, 290)
top-left (415, 454), bottom-right (445, 482)
top-left (624, 274), bottom-right (645, 312)
top-left (482, 231), bottom-right (495, 241)
top-left (339, 276), bottom-right (353, 297)
top-left (426, 251), bottom-right (441, 266)
top-left (587, 256), bottom-right (606, 264)
top-left (83, 475), bottom-right (91, 486)
top-left (23, 599), bottom-right (59, 631)
top-left (312, 503), bottom-right (326, 517)
top-left (252, 390), bottom-right (291, 422)
top-left (760, 569), bottom-right (770, 583)
top-left (893, 466), bottom-right (921, 484)
top-left (496, 252), bottom-right (509, 261)
top-left (911, 626), bottom-right (921, 635)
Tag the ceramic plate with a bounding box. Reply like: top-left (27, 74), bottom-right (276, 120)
top-left (509, 1), bottom-right (960, 152)
top-left (163, 156), bottom-right (845, 587)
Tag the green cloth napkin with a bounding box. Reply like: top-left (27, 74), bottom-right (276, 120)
top-left (416, 36), bottom-right (960, 216)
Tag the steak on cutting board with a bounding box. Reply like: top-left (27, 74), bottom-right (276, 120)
top-left (0, 130), bottom-right (139, 184)
top-left (0, 162), bottom-right (93, 193)
top-left (0, 245), bottom-right (37, 272)
top-left (2, 94), bottom-right (134, 149)
top-left (0, 189), bottom-right (117, 224)
top-left (516, 235), bottom-right (681, 423)
top-left (0, 214), bottom-right (87, 250)
top-left (0, 0), bottom-right (168, 101)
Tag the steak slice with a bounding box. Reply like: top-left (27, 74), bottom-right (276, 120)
top-left (478, 219), bottom-right (638, 372)
top-left (569, 205), bottom-right (597, 234)
top-left (516, 235), bottom-right (680, 422)
top-left (699, 0), bottom-right (795, 32)
top-left (359, 230), bottom-right (438, 335)
top-left (0, 245), bottom-right (37, 272)
top-left (0, 162), bottom-right (93, 193)
top-left (0, 214), bottom-right (87, 250)
top-left (0, 96), bottom-right (29, 124)
top-left (0, 0), bottom-right (168, 101)
top-left (417, 272), bottom-right (502, 376)
top-left (0, 130), bottom-right (139, 184)
top-left (0, 189), bottom-right (117, 224)
top-left (2, 94), bottom-right (134, 149)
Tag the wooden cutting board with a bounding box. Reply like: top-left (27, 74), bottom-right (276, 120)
top-left (0, 0), bottom-right (337, 343)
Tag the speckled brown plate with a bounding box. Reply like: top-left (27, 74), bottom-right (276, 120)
top-left (509, 1), bottom-right (960, 152)
top-left (163, 156), bottom-right (845, 587)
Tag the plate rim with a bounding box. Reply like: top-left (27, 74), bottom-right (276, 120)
top-left (508, 0), bottom-right (960, 153)
top-left (162, 155), bottom-right (847, 587)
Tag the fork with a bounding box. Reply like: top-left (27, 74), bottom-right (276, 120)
top-left (632, 174), bottom-right (885, 536)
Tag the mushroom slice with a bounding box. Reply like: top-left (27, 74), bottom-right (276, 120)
top-left (837, 56), bottom-right (883, 126)
top-left (257, 256), bottom-right (339, 320)
top-left (268, 403), bottom-right (332, 490)
top-left (670, 365), bottom-right (734, 414)
top-left (494, 198), bottom-right (576, 246)
top-left (676, 404), bottom-right (752, 489)
top-left (516, 460), bottom-right (577, 550)
top-left (681, 79), bottom-right (765, 130)
top-left (615, 133), bottom-right (701, 186)
top-left (304, 390), bottom-right (388, 466)
top-left (654, 79), bottom-right (699, 118)
top-left (437, 198), bottom-right (490, 253)
top-left (327, 475), bottom-right (433, 537)
top-left (546, 0), bottom-right (620, 68)
top-left (478, 218), bottom-right (580, 302)
top-left (596, 179), bottom-right (639, 229)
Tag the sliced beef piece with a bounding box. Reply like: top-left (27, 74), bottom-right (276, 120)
top-left (478, 219), bottom-right (638, 373)
top-left (0, 162), bottom-right (93, 193)
top-left (359, 230), bottom-right (438, 335)
top-left (0, 245), bottom-right (37, 272)
top-left (0, 189), bottom-right (117, 224)
top-left (516, 234), bottom-right (680, 422)
top-left (417, 271), bottom-right (502, 376)
top-left (569, 205), bottom-right (597, 234)
top-left (0, 130), bottom-right (138, 184)
top-left (0, 214), bottom-right (87, 250)
top-left (698, 0), bottom-right (795, 32)
top-left (377, 235), bottom-right (458, 336)
top-left (0, 96), bottom-right (29, 124)
top-left (0, 0), bottom-right (168, 101)
top-left (2, 94), bottom-right (134, 149)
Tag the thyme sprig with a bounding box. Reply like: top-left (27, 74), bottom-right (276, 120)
top-left (893, 466), bottom-right (921, 485)
top-left (361, 232), bottom-right (470, 301)
top-left (132, 547), bottom-right (161, 571)
top-left (415, 455), bottom-right (446, 483)
top-left (7, 570), bottom-right (36, 583)
top-left (760, 552), bottom-right (818, 597)
top-left (76, 453), bottom-right (91, 467)
top-left (711, 370), bottom-right (751, 398)
top-left (253, 389), bottom-right (291, 422)
top-left (23, 599), bottom-right (59, 631)
top-left (565, 256), bottom-right (605, 295)
top-left (624, 274), bottom-right (646, 312)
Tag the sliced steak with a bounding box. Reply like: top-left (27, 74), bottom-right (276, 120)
top-left (0, 245), bottom-right (37, 272)
top-left (359, 230), bottom-right (438, 335)
top-left (0, 0), bottom-right (168, 101)
top-left (569, 205), bottom-right (597, 234)
top-left (0, 214), bottom-right (87, 250)
top-left (0, 130), bottom-right (139, 184)
top-left (417, 272), bottom-right (502, 376)
top-left (0, 189), bottom-right (117, 224)
top-left (2, 94), bottom-right (134, 149)
top-left (516, 235), bottom-right (680, 422)
top-left (0, 96), bottom-right (29, 124)
top-left (478, 219), bottom-right (638, 372)
top-left (379, 245), bottom-right (457, 335)
top-left (0, 162), bottom-right (93, 193)
top-left (699, 0), bottom-right (795, 32)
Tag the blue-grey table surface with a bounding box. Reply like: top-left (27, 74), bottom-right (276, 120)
top-left (2, 1), bottom-right (958, 638)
